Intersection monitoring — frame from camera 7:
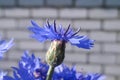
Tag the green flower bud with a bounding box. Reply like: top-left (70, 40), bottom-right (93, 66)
top-left (46, 40), bottom-right (66, 67)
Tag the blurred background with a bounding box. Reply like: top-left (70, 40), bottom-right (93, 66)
top-left (0, 0), bottom-right (120, 80)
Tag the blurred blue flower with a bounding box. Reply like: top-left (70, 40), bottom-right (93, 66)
top-left (3, 51), bottom-right (49, 80)
top-left (0, 37), bottom-right (14, 59)
top-left (54, 64), bottom-right (105, 80)
top-left (3, 52), bottom-right (105, 80)
top-left (0, 70), bottom-right (7, 80)
top-left (28, 20), bottom-right (94, 49)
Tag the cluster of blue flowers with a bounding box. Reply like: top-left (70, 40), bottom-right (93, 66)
top-left (0, 20), bottom-right (105, 80)
top-left (3, 51), bottom-right (105, 80)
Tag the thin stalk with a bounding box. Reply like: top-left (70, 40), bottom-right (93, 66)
top-left (46, 65), bottom-right (55, 80)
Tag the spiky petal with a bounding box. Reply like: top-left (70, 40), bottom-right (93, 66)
top-left (0, 38), bottom-right (14, 59)
top-left (28, 20), bottom-right (94, 49)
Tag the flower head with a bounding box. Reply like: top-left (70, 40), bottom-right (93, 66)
top-left (28, 20), bottom-right (94, 49)
top-left (3, 52), bottom-right (105, 80)
top-left (3, 51), bottom-right (49, 80)
top-left (0, 37), bottom-right (14, 59)
top-left (54, 64), bottom-right (105, 80)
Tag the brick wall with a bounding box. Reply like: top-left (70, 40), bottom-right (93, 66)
top-left (0, 0), bottom-right (120, 80)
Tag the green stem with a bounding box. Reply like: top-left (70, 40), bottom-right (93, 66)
top-left (46, 65), bottom-right (55, 80)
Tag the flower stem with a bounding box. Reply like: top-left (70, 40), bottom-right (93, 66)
top-left (46, 65), bottom-right (54, 80)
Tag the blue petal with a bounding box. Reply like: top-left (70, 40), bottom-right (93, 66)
top-left (3, 76), bottom-right (15, 80)
top-left (0, 70), bottom-right (7, 80)
top-left (69, 36), bottom-right (94, 49)
top-left (28, 20), bottom-right (94, 50)
top-left (31, 34), bottom-right (47, 42)
top-left (0, 38), bottom-right (14, 59)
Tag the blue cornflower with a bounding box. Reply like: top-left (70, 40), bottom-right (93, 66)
top-left (0, 37), bottom-right (14, 59)
top-left (54, 64), bottom-right (105, 80)
top-left (3, 51), bottom-right (49, 80)
top-left (28, 20), bottom-right (94, 49)
top-left (3, 52), bottom-right (105, 80)
top-left (20, 51), bottom-right (49, 80)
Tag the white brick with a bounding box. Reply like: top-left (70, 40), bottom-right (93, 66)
top-left (89, 9), bottom-right (118, 19)
top-left (103, 20), bottom-right (120, 31)
top-left (17, 19), bottom-right (44, 28)
top-left (60, 9), bottom-right (87, 19)
top-left (116, 55), bottom-right (120, 64)
top-left (90, 31), bottom-right (116, 42)
top-left (0, 31), bottom-right (4, 36)
top-left (44, 41), bottom-right (51, 51)
top-left (65, 53), bottom-right (87, 63)
top-left (17, 19), bottom-right (31, 28)
top-left (103, 43), bottom-right (120, 53)
top-left (34, 51), bottom-right (45, 60)
top-left (0, 60), bottom-right (17, 69)
top-left (105, 66), bottom-right (120, 75)
top-left (72, 46), bottom-right (89, 53)
top-left (8, 50), bottom-right (23, 60)
top-left (65, 43), bottom-right (74, 52)
top-left (45, 19), bottom-right (72, 29)
top-left (72, 42), bottom-right (101, 53)
top-left (8, 50), bottom-right (46, 60)
top-left (77, 31), bottom-right (88, 36)
top-left (90, 43), bottom-right (101, 52)
top-left (118, 77), bottom-right (120, 80)
top-left (4, 8), bottom-right (30, 18)
top-left (6, 30), bottom-right (30, 40)
top-left (0, 19), bottom-right (16, 29)
top-left (19, 40), bottom-right (45, 50)
top-left (0, 9), bottom-right (3, 17)
top-left (73, 20), bottom-right (101, 30)
top-left (106, 75), bottom-right (116, 80)
top-left (89, 54), bottom-right (116, 64)
top-left (55, 19), bottom-right (72, 28)
top-left (76, 64), bottom-right (101, 73)
top-left (32, 8), bottom-right (58, 18)
top-left (117, 33), bottom-right (120, 42)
